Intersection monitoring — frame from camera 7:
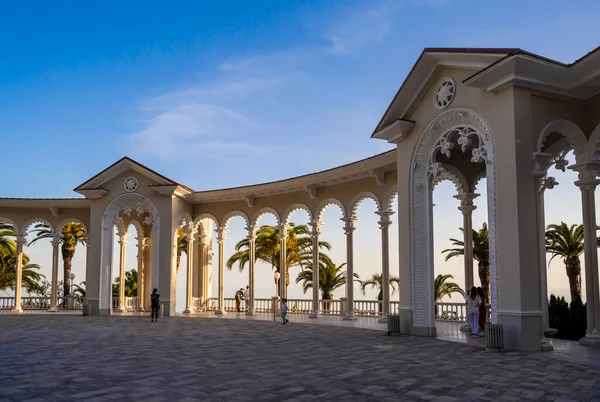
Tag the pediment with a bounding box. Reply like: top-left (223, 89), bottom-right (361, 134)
top-left (73, 157), bottom-right (193, 199)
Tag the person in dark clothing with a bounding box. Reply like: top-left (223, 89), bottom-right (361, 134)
top-left (235, 288), bottom-right (244, 312)
top-left (151, 288), bottom-right (160, 322)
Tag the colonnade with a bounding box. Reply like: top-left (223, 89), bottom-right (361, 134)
top-left (181, 205), bottom-right (397, 320)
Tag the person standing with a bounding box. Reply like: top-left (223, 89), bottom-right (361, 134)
top-left (281, 298), bottom-right (289, 324)
top-left (477, 287), bottom-right (487, 333)
top-left (151, 288), bottom-right (160, 322)
top-left (243, 285), bottom-right (250, 312)
top-left (466, 286), bottom-right (481, 336)
top-left (235, 288), bottom-right (244, 312)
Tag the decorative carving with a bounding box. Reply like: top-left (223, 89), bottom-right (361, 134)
top-left (216, 226), bottom-right (227, 243)
top-left (369, 169), bottom-right (385, 186)
top-left (309, 220), bottom-right (322, 238)
top-left (341, 217), bottom-right (357, 235)
top-left (316, 199), bottom-right (346, 222)
top-left (428, 127), bottom-right (488, 180)
top-left (245, 195), bottom-right (255, 208)
top-left (537, 119), bottom-right (586, 159)
top-left (113, 216), bottom-right (124, 227)
top-left (540, 176), bottom-right (559, 191)
top-left (143, 215), bottom-right (154, 226)
top-left (49, 207), bottom-right (59, 217)
top-left (100, 193), bottom-right (160, 310)
top-left (123, 177), bottom-right (139, 193)
top-left (431, 165), bottom-right (467, 194)
top-left (122, 204), bottom-right (133, 216)
top-left (15, 232), bottom-right (27, 246)
top-left (411, 108), bottom-right (499, 327)
top-left (375, 210), bottom-right (394, 229)
top-left (305, 185), bottom-right (318, 199)
top-left (283, 204), bottom-right (313, 227)
top-left (251, 208), bottom-right (280, 229)
top-left (222, 211), bottom-right (250, 230)
top-left (433, 78), bottom-right (455, 109)
top-left (349, 192), bottom-right (382, 219)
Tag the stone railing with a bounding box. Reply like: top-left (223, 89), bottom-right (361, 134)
top-left (0, 296), bottom-right (85, 310)
top-left (111, 296), bottom-right (139, 311)
top-left (435, 302), bottom-right (466, 322)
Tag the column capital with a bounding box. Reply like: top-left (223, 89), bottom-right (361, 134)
top-left (455, 192), bottom-right (479, 214)
top-left (278, 224), bottom-right (288, 239)
top-left (375, 209), bottom-right (394, 229)
top-left (15, 233), bottom-right (26, 246)
top-left (309, 220), bottom-right (322, 237)
top-left (51, 234), bottom-right (61, 247)
top-left (136, 236), bottom-right (149, 249)
top-left (572, 163), bottom-right (600, 190)
top-left (117, 232), bottom-right (129, 246)
top-left (341, 217), bottom-right (357, 234)
top-left (216, 227), bottom-right (227, 243)
top-left (245, 226), bottom-right (257, 241)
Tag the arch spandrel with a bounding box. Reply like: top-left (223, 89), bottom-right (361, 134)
top-left (584, 121), bottom-right (600, 164)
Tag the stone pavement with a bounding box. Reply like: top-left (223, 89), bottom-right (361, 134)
top-left (1, 315), bottom-right (599, 401)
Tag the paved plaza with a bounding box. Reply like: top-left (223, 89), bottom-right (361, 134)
top-left (1, 315), bottom-right (600, 401)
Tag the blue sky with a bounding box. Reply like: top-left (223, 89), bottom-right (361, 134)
top-left (2, 1), bottom-right (599, 308)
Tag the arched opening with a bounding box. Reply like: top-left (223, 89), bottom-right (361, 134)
top-left (223, 214), bottom-right (250, 312)
top-left (410, 108), bottom-right (499, 336)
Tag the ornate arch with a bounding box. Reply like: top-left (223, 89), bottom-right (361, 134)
top-left (55, 218), bottom-right (88, 235)
top-left (283, 204), bottom-right (313, 226)
top-left (472, 171), bottom-right (487, 193)
top-left (222, 211), bottom-right (250, 230)
top-left (316, 198), bottom-right (347, 223)
top-left (382, 187), bottom-right (398, 211)
top-left (584, 121), bottom-right (600, 164)
top-left (127, 219), bottom-right (145, 239)
top-left (22, 218), bottom-right (54, 234)
top-left (193, 213), bottom-right (219, 230)
top-left (177, 212), bottom-right (194, 227)
top-left (99, 193), bottom-right (160, 311)
top-left (348, 192), bottom-right (382, 218)
top-left (430, 164), bottom-right (467, 194)
top-left (251, 207), bottom-right (280, 229)
top-left (537, 119), bottom-right (586, 162)
top-left (0, 217), bottom-right (19, 232)
top-left (410, 108), bottom-right (499, 327)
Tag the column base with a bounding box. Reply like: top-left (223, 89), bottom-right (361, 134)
top-left (309, 312), bottom-right (320, 319)
top-left (183, 308), bottom-right (191, 314)
top-left (116, 307), bottom-right (126, 313)
top-left (541, 338), bottom-right (554, 351)
top-left (214, 309), bottom-right (226, 315)
top-left (47, 307), bottom-right (58, 312)
top-left (11, 307), bottom-right (23, 314)
top-left (460, 323), bottom-right (471, 332)
top-left (378, 316), bottom-right (388, 323)
top-left (245, 310), bottom-right (254, 316)
top-left (138, 307), bottom-right (145, 312)
top-left (343, 314), bottom-right (356, 321)
top-left (411, 326), bottom-right (437, 337)
top-left (579, 335), bottom-right (600, 347)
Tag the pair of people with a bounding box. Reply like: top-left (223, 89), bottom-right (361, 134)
top-left (235, 286), bottom-right (250, 312)
top-left (466, 286), bottom-right (487, 336)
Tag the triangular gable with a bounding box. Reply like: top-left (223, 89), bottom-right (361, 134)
top-left (73, 157), bottom-right (193, 198)
top-left (372, 48), bottom-right (519, 140)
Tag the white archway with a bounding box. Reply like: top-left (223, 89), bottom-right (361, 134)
top-left (410, 108), bottom-right (499, 330)
top-left (99, 193), bottom-right (160, 312)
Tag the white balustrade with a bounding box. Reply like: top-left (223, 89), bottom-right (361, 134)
top-left (21, 297), bottom-right (51, 310)
top-left (320, 299), bottom-right (340, 315)
top-left (353, 300), bottom-right (382, 317)
top-left (0, 297), bottom-right (15, 310)
top-left (254, 298), bottom-right (273, 312)
top-left (287, 299), bottom-right (312, 314)
top-left (390, 301), bottom-right (400, 314)
top-left (435, 302), bottom-right (466, 322)
top-left (124, 297), bottom-right (139, 311)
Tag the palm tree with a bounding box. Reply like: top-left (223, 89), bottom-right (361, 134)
top-left (295, 255), bottom-right (346, 312)
top-left (545, 222), bottom-right (585, 302)
top-left (0, 223), bottom-right (45, 295)
top-left (227, 223), bottom-right (331, 293)
top-left (356, 273), bottom-right (400, 300)
top-left (73, 281), bottom-right (86, 297)
top-left (434, 274), bottom-right (464, 302)
top-left (175, 227), bottom-right (188, 273)
top-left (112, 269), bottom-right (138, 297)
top-left (0, 242), bottom-right (45, 295)
top-left (442, 223), bottom-right (490, 303)
top-left (29, 222), bottom-right (87, 296)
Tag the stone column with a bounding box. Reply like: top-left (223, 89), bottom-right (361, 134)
top-left (215, 227), bottom-right (226, 315)
top-left (342, 217), bottom-right (357, 320)
top-left (198, 233), bottom-right (207, 304)
top-left (455, 192), bottom-right (478, 331)
top-left (117, 229), bottom-right (128, 312)
top-left (137, 237), bottom-right (148, 312)
top-left (48, 234), bottom-right (61, 312)
top-left (12, 233), bottom-right (26, 313)
top-left (574, 165), bottom-right (600, 346)
top-left (184, 229), bottom-right (196, 314)
top-left (309, 220), bottom-right (321, 318)
top-left (247, 230), bottom-right (256, 316)
top-left (376, 210), bottom-right (394, 322)
top-left (279, 225), bottom-right (287, 300)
